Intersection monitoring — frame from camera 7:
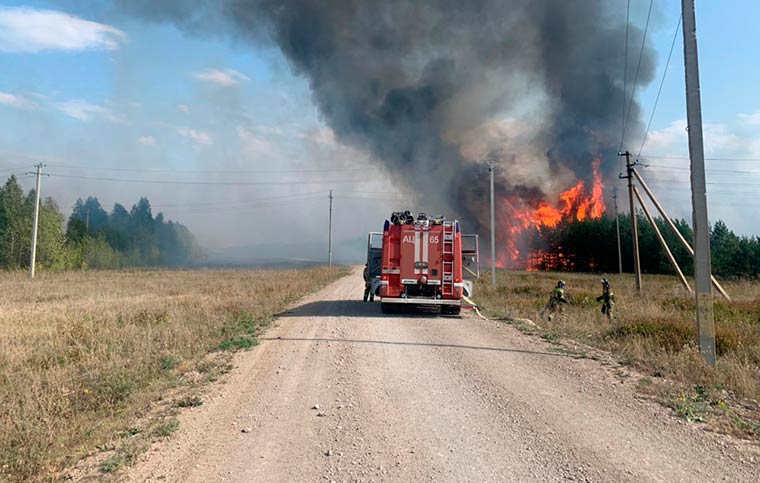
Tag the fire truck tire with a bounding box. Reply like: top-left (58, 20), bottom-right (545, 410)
top-left (442, 306), bottom-right (461, 316)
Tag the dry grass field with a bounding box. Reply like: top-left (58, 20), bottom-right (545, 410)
top-left (0, 267), bottom-right (346, 482)
top-left (474, 271), bottom-right (760, 439)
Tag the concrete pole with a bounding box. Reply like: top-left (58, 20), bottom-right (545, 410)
top-left (29, 163), bottom-right (42, 279)
top-left (624, 152), bottom-right (642, 293)
top-left (634, 187), bottom-right (692, 293)
top-left (682, 0), bottom-right (716, 365)
top-left (613, 185), bottom-right (623, 275)
top-left (489, 162), bottom-right (496, 286)
top-left (632, 168), bottom-right (730, 300)
top-left (328, 190), bottom-right (333, 268)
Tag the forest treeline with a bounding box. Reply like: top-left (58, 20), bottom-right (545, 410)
top-left (2, 172), bottom-right (757, 276)
top-left (525, 213), bottom-right (760, 278)
top-left (0, 175), bottom-right (204, 270)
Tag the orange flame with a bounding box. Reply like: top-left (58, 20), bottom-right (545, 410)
top-left (496, 158), bottom-right (606, 269)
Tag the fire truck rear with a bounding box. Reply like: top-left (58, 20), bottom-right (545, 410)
top-left (366, 211), bottom-right (479, 315)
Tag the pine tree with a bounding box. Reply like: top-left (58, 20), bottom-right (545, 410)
top-left (0, 176), bottom-right (31, 267)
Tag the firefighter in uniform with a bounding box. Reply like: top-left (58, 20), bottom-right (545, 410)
top-left (362, 263), bottom-right (374, 302)
top-left (541, 280), bottom-right (568, 321)
top-left (596, 278), bottom-right (615, 319)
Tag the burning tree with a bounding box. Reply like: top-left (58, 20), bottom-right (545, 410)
top-left (497, 159), bottom-right (606, 270)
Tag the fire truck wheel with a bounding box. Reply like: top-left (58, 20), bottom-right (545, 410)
top-left (442, 306), bottom-right (461, 316)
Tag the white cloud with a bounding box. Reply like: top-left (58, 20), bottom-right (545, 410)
top-left (55, 100), bottom-right (122, 122)
top-left (237, 125), bottom-right (275, 157)
top-left (641, 118), bottom-right (746, 158)
top-left (307, 127), bottom-right (338, 147)
top-left (178, 104), bottom-right (190, 113)
top-left (636, 113), bottom-right (760, 236)
top-left (0, 91), bottom-right (38, 110)
top-left (738, 110), bottom-right (760, 126)
top-left (193, 69), bottom-right (249, 87)
top-left (138, 135), bottom-right (157, 147)
top-left (0, 7), bottom-right (126, 53)
top-left (177, 127), bottom-right (212, 145)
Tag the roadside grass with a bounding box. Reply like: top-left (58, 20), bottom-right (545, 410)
top-left (474, 271), bottom-right (760, 439)
top-left (0, 266), bottom-right (347, 482)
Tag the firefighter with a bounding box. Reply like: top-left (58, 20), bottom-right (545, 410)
top-left (362, 263), bottom-right (374, 302)
top-left (540, 280), bottom-right (568, 321)
top-left (596, 277), bottom-right (615, 319)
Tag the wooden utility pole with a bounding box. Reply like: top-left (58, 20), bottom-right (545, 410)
top-left (682, 0), bottom-right (716, 365)
top-left (489, 161), bottom-right (496, 286)
top-left (613, 185), bottom-right (623, 275)
top-left (620, 151), bottom-right (641, 293)
top-left (328, 190), bottom-right (333, 268)
top-left (28, 163), bottom-right (43, 279)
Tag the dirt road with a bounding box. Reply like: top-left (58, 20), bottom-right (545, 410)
top-left (126, 268), bottom-right (759, 482)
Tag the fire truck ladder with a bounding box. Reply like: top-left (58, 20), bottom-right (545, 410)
top-left (441, 222), bottom-right (455, 296)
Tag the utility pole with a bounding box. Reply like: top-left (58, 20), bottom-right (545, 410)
top-left (620, 151), bottom-right (641, 293)
top-left (328, 189), bottom-right (333, 268)
top-left (488, 161), bottom-right (496, 286)
top-left (28, 163), bottom-right (44, 279)
top-left (682, 0), bottom-right (716, 365)
top-left (632, 168), bottom-right (730, 300)
top-left (613, 185), bottom-right (623, 275)
top-left (85, 207), bottom-right (90, 232)
top-left (633, 186), bottom-right (693, 293)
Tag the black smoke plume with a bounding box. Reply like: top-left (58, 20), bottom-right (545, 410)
top-left (120, 0), bottom-right (656, 235)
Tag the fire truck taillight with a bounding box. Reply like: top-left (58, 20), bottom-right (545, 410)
top-left (419, 275), bottom-right (428, 285)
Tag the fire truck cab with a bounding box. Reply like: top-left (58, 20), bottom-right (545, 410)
top-left (366, 211), bottom-right (479, 315)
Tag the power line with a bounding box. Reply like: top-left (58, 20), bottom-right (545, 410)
top-left (0, 167), bottom-right (29, 174)
top-left (45, 172), bottom-right (385, 186)
top-left (141, 192), bottom-right (411, 210)
top-left (333, 190), bottom-right (414, 197)
top-left (152, 191), bottom-right (326, 209)
top-left (620, 0), bottom-right (631, 154)
top-left (621, 0), bottom-right (654, 146)
top-left (633, 176), bottom-right (760, 191)
top-left (637, 13), bottom-right (682, 156)
top-left (645, 179), bottom-right (760, 187)
top-left (641, 165), bottom-right (760, 175)
top-left (164, 197), bottom-right (325, 213)
top-left (654, 189), bottom-right (760, 196)
top-left (336, 195), bottom-right (412, 201)
top-left (43, 162), bottom-right (371, 175)
top-left (640, 154), bottom-right (760, 162)
top-left (157, 193), bottom-right (411, 215)
top-left (168, 197), bottom-right (323, 215)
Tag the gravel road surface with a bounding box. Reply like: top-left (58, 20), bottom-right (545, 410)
top-left (125, 268), bottom-right (759, 482)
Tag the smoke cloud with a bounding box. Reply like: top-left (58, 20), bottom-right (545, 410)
top-left (119, 0), bottom-right (656, 234)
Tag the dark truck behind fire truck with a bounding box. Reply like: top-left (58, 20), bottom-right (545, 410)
top-left (366, 211), bottom-right (479, 315)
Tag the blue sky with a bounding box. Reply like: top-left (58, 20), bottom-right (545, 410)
top-left (1, 1), bottom-right (759, 251)
top-left (0, 0), bottom-right (399, 251)
top-left (629, 1), bottom-right (760, 236)
top-left (639, 1), bottom-right (760, 127)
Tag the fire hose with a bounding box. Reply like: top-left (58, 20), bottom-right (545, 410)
top-left (462, 295), bottom-right (488, 320)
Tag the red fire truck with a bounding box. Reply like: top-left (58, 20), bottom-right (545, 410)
top-left (366, 211), bottom-right (479, 315)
